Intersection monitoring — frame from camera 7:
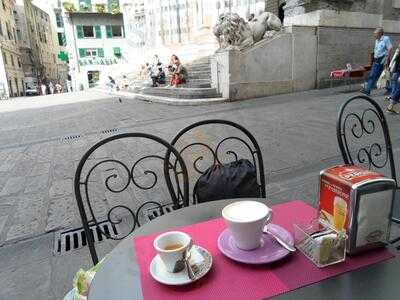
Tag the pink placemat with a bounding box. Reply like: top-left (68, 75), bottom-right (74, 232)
top-left (133, 200), bottom-right (395, 300)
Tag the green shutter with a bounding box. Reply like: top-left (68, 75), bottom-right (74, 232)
top-left (106, 25), bottom-right (112, 38)
top-left (76, 25), bottom-right (84, 38)
top-left (113, 47), bottom-right (121, 58)
top-left (97, 48), bottom-right (104, 57)
top-left (94, 25), bottom-right (101, 38)
top-left (79, 48), bottom-right (86, 57)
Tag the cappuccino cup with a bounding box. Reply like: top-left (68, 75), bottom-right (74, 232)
top-left (222, 201), bottom-right (273, 250)
top-left (153, 231), bottom-right (192, 273)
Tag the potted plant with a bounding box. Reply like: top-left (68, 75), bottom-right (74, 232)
top-left (110, 1), bottom-right (120, 14)
top-left (95, 3), bottom-right (106, 13)
top-left (62, 1), bottom-right (76, 12)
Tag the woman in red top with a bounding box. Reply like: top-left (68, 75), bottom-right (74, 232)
top-left (169, 55), bottom-right (187, 87)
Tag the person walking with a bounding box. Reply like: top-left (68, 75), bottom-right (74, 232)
top-left (40, 82), bottom-right (47, 95)
top-left (387, 44), bottom-right (400, 113)
top-left (49, 81), bottom-right (55, 94)
top-left (361, 27), bottom-right (393, 95)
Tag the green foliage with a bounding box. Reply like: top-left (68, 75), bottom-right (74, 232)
top-left (95, 3), bottom-right (106, 13)
top-left (62, 1), bottom-right (76, 12)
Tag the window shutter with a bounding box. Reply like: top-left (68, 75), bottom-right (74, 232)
top-left (94, 25), bottom-right (101, 38)
top-left (97, 48), bottom-right (104, 57)
top-left (106, 25), bottom-right (112, 38)
top-left (76, 25), bottom-right (84, 38)
top-left (79, 48), bottom-right (86, 57)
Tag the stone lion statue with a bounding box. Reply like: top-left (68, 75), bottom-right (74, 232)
top-left (213, 12), bottom-right (282, 50)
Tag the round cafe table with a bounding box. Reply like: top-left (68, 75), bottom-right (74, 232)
top-left (88, 198), bottom-right (400, 300)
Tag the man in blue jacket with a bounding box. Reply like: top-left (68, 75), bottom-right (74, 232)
top-left (361, 28), bottom-right (393, 95)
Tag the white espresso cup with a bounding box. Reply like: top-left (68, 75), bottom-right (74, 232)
top-left (222, 201), bottom-right (273, 250)
top-left (153, 231), bottom-right (192, 273)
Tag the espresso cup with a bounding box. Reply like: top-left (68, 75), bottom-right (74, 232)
top-left (222, 201), bottom-right (273, 250)
top-left (153, 231), bottom-right (192, 273)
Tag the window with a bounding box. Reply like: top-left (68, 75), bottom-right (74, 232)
top-left (16, 29), bottom-right (21, 41)
top-left (57, 32), bottom-right (66, 46)
top-left (17, 58), bottom-right (21, 68)
top-left (55, 12), bottom-right (63, 28)
top-left (2, 0), bottom-right (5, 10)
top-left (77, 25), bottom-right (101, 38)
top-left (6, 22), bottom-right (12, 40)
top-left (10, 54), bottom-right (14, 66)
top-left (113, 47), bottom-right (121, 58)
top-left (83, 26), bottom-right (94, 38)
top-left (2, 51), bottom-right (6, 65)
top-left (106, 25), bottom-right (123, 38)
top-left (79, 0), bottom-right (92, 11)
top-left (0, 22), bottom-right (2, 36)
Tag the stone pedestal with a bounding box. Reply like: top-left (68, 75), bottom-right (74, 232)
top-left (211, 26), bottom-right (317, 100)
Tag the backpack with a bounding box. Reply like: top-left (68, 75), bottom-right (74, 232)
top-left (193, 159), bottom-right (260, 203)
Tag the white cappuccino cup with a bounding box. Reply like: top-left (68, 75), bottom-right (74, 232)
top-left (222, 201), bottom-right (273, 250)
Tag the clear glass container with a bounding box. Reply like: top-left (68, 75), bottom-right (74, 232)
top-left (294, 219), bottom-right (347, 268)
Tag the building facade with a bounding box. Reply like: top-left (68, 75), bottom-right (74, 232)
top-left (47, 0), bottom-right (69, 86)
top-left (14, 0), bottom-right (62, 92)
top-left (62, 0), bottom-right (126, 90)
top-left (0, 0), bottom-right (25, 97)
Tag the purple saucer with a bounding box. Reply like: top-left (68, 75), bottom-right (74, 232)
top-left (217, 224), bottom-right (294, 264)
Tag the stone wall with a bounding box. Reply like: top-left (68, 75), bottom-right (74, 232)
top-left (285, 0), bottom-right (384, 17)
top-left (316, 27), bottom-right (400, 88)
top-left (211, 26), bottom-right (317, 100)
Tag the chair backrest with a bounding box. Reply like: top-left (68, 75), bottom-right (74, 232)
top-left (74, 133), bottom-right (189, 265)
top-left (336, 95), bottom-right (397, 184)
top-left (165, 119), bottom-right (266, 204)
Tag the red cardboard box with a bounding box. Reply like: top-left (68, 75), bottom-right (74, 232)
top-left (319, 165), bottom-right (395, 254)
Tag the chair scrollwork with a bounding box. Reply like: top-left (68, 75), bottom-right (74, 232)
top-left (336, 95), bottom-right (397, 183)
top-left (74, 133), bottom-right (189, 265)
top-left (165, 119), bottom-right (266, 204)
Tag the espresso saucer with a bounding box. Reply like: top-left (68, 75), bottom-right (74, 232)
top-left (150, 245), bottom-right (212, 286)
top-left (217, 224), bottom-right (294, 264)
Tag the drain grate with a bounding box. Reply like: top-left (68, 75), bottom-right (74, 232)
top-left (54, 220), bottom-right (119, 256)
top-left (60, 134), bottom-right (82, 142)
top-left (101, 128), bottom-right (120, 134)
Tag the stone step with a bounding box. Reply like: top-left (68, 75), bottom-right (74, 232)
top-left (187, 64), bottom-right (210, 70)
top-left (134, 93), bottom-right (227, 106)
top-left (138, 86), bottom-right (221, 99)
top-left (187, 72), bottom-right (211, 80)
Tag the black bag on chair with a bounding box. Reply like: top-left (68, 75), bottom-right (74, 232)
top-left (193, 159), bottom-right (260, 203)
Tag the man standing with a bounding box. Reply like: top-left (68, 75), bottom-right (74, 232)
top-left (361, 27), bottom-right (393, 95)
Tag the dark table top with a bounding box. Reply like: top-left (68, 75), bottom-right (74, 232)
top-left (88, 198), bottom-right (400, 300)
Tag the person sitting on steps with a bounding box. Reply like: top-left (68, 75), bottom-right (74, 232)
top-left (169, 54), bottom-right (187, 88)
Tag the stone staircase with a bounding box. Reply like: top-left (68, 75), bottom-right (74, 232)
top-left (135, 56), bottom-right (223, 100)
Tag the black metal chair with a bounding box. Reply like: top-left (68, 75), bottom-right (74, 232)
top-left (74, 133), bottom-right (189, 265)
top-left (336, 95), bottom-right (400, 229)
top-left (165, 119), bottom-right (266, 204)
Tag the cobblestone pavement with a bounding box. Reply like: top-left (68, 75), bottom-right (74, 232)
top-left (0, 89), bottom-right (400, 299)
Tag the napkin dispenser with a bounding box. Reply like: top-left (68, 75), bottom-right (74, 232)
top-left (318, 165), bottom-right (395, 255)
